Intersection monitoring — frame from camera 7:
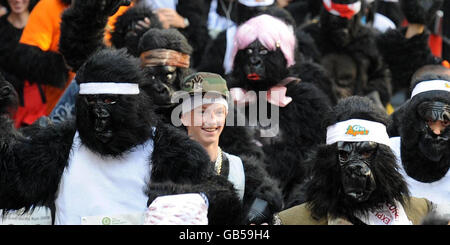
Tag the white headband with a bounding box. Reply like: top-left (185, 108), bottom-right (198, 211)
top-left (79, 82), bottom-right (140, 95)
top-left (238, 0), bottom-right (275, 7)
top-left (326, 119), bottom-right (390, 146)
top-left (410, 80), bottom-right (450, 99)
top-left (181, 96), bottom-right (229, 114)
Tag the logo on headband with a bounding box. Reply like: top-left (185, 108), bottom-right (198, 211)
top-left (346, 125), bottom-right (369, 137)
top-left (446, 83), bottom-right (450, 88)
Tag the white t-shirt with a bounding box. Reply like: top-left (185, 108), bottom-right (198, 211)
top-left (224, 152), bottom-right (245, 200)
top-left (390, 137), bottom-right (450, 204)
top-left (54, 132), bottom-right (154, 225)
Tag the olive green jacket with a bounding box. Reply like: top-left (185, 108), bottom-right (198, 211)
top-left (276, 197), bottom-right (432, 225)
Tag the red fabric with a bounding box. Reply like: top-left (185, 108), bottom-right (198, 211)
top-left (429, 34), bottom-right (442, 58)
top-left (12, 82), bottom-right (46, 128)
top-left (322, 0), bottom-right (360, 20)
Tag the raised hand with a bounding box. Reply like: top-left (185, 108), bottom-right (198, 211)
top-left (156, 8), bottom-right (187, 29)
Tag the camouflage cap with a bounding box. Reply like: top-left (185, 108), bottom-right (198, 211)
top-left (179, 72), bottom-right (230, 99)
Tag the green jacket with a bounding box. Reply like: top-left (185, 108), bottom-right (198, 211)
top-left (276, 197), bottom-right (432, 225)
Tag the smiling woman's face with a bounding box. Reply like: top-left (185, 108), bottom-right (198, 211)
top-left (182, 102), bottom-right (227, 147)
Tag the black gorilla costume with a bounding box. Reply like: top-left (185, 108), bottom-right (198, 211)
top-left (59, 0), bottom-right (161, 72)
top-left (300, 0), bottom-right (392, 109)
top-left (275, 96), bottom-right (434, 225)
top-left (0, 49), bottom-right (243, 225)
top-left (196, 1), bottom-right (279, 76)
top-left (284, 0), bottom-right (322, 26)
top-left (377, 0), bottom-right (444, 95)
top-left (226, 14), bottom-right (331, 207)
top-left (0, 0), bottom-right (39, 106)
top-left (109, 3), bottom-right (162, 57)
top-left (167, 0), bottom-right (211, 68)
top-left (0, 72), bottom-right (18, 119)
top-left (388, 66), bottom-right (450, 204)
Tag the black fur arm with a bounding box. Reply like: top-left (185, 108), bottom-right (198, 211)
top-left (151, 123), bottom-right (213, 184)
top-left (292, 61), bottom-right (338, 105)
top-left (176, 0), bottom-right (210, 66)
top-left (0, 121), bottom-right (75, 212)
top-left (241, 155), bottom-right (283, 219)
top-left (196, 31), bottom-right (227, 75)
top-left (219, 123), bottom-right (265, 160)
top-left (387, 103), bottom-right (407, 137)
top-left (8, 43), bottom-right (68, 88)
top-left (365, 62), bottom-right (392, 107)
top-left (146, 175), bottom-right (243, 225)
top-left (287, 82), bottom-right (331, 149)
top-left (352, 30), bottom-right (393, 107)
top-left (59, 0), bottom-right (129, 72)
top-left (377, 28), bottom-right (441, 92)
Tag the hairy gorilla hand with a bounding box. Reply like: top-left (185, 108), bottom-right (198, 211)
top-left (71, 0), bottom-right (131, 17)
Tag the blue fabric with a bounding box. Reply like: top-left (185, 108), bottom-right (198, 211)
top-left (50, 79), bottom-right (79, 123)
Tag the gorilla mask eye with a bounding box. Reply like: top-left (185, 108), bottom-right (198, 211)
top-left (167, 74), bottom-right (173, 80)
top-left (84, 95), bottom-right (96, 105)
top-left (246, 49), bottom-right (253, 55)
top-left (151, 75), bottom-right (156, 80)
top-left (339, 150), bottom-right (350, 162)
top-left (259, 49), bottom-right (268, 55)
top-left (361, 150), bottom-right (374, 159)
top-left (103, 98), bottom-right (117, 105)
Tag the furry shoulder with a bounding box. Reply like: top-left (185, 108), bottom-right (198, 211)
top-left (151, 123), bottom-right (213, 184)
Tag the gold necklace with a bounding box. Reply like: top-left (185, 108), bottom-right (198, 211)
top-left (214, 147), bottom-right (223, 175)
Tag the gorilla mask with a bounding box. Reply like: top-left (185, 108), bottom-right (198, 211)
top-left (141, 65), bottom-right (178, 107)
top-left (111, 5), bottom-right (162, 57)
top-left (231, 15), bottom-right (296, 91)
top-left (337, 141), bottom-right (377, 202)
top-left (417, 101), bottom-right (450, 162)
top-left (75, 49), bottom-right (155, 157)
top-left (306, 97), bottom-right (409, 221)
top-left (81, 93), bottom-right (120, 144)
top-left (320, 0), bottom-right (363, 47)
top-left (234, 40), bottom-right (288, 91)
top-left (138, 29), bottom-right (193, 108)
